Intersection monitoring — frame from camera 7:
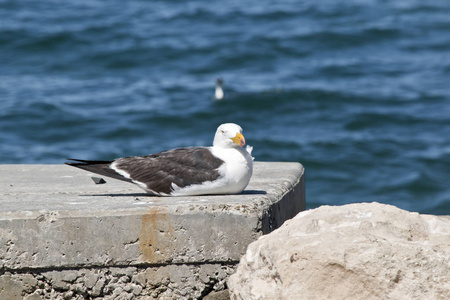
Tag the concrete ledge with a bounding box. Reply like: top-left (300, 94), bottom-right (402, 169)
top-left (0, 162), bottom-right (305, 299)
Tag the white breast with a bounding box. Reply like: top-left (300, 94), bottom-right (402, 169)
top-left (210, 146), bottom-right (253, 193)
top-left (169, 146), bottom-right (253, 196)
top-left (215, 86), bottom-right (224, 100)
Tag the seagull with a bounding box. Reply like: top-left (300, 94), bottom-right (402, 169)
top-left (215, 78), bottom-right (224, 100)
top-left (65, 123), bottom-right (253, 196)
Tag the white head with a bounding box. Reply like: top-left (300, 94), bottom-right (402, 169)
top-left (213, 123), bottom-right (246, 148)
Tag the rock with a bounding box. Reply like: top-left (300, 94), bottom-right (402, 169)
top-left (0, 275), bottom-right (24, 300)
top-left (23, 293), bottom-right (42, 300)
top-left (203, 289), bottom-right (230, 300)
top-left (91, 277), bottom-right (106, 297)
top-left (228, 202), bottom-right (450, 300)
top-left (20, 274), bottom-right (38, 293)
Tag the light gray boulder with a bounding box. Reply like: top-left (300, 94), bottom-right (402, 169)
top-left (229, 202), bottom-right (450, 300)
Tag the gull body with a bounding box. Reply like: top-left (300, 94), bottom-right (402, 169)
top-left (66, 123), bottom-right (253, 196)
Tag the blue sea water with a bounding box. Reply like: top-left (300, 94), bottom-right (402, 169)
top-left (1, 0), bottom-right (450, 214)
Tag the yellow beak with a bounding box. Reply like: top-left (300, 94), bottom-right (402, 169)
top-left (231, 133), bottom-right (246, 147)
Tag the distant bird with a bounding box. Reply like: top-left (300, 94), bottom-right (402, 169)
top-left (215, 78), bottom-right (224, 100)
top-left (66, 123), bottom-right (253, 196)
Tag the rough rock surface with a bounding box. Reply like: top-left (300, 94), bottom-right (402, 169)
top-left (0, 264), bottom-right (234, 300)
top-left (229, 202), bottom-right (450, 300)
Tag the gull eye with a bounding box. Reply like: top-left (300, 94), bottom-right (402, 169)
top-left (221, 130), bottom-right (225, 134)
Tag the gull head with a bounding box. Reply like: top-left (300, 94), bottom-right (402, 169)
top-left (213, 123), bottom-right (245, 148)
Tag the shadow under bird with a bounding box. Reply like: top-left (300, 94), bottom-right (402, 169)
top-left (65, 123), bottom-right (253, 196)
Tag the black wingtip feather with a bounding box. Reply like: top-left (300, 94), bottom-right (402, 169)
top-left (65, 158), bottom-right (133, 184)
top-left (65, 158), bottom-right (114, 165)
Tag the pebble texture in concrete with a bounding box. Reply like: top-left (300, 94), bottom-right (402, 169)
top-left (0, 162), bottom-right (305, 299)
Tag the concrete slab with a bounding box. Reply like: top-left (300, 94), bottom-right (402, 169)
top-left (0, 162), bottom-right (305, 271)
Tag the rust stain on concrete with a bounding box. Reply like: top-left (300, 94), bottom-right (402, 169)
top-left (139, 206), bottom-right (174, 263)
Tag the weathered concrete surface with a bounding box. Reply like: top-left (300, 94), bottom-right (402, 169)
top-left (0, 264), bottom-right (236, 300)
top-left (229, 202), bottom-right (450, 300)
top-left (0, 162), bottom-right (304, 299)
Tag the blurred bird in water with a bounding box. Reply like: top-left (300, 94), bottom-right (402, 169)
top-left (215, 78), bottom-right (224, 100)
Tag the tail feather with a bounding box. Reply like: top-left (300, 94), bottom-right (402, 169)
top-left (65, 159), bottom-right (132, 183)
top-left (66, 158), bottom-right (114, 164)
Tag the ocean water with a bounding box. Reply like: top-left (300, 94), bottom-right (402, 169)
top-left (1, 0), bottom-right (450, 214)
